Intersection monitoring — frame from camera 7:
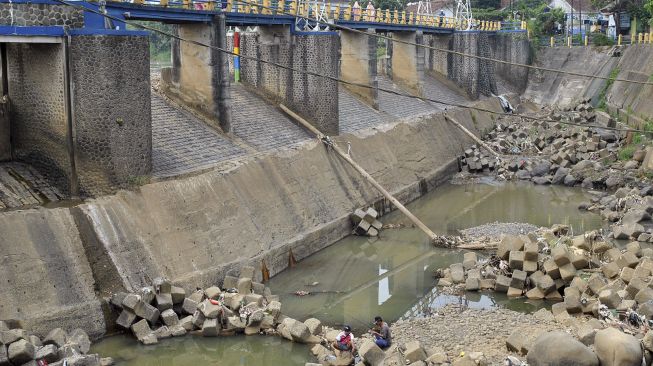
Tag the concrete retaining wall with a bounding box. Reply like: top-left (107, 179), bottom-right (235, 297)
top-left (493, 32), bottom-right (531, 93)
top-left (0, 98), bottom-right (504, 338)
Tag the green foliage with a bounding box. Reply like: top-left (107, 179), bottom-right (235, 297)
top-left (473, 7), bottom-right (510, 20)
top-left (592, 33), bottom-right (615, 46)
top-left (633, 134), bottom-right (644, 144)
top-left (127, 175), bottom-right (151, 186)
top-left (644, 119), bottom-right (653, 132)
top-left (472, 0), bottom-right (501, 9)
top-left (128, 21), bottom-right (172, 65)
top-left (619, 145), bottom-right (637, 160)
top-left (597, 67), bottom-right (620, 110)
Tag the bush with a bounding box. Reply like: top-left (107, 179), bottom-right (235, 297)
top-left (618, 145), bottom-right (637, 161)
top-left (592, 33), bottom-right (614, 46)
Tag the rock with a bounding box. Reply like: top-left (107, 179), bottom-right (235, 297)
top-left (201, 319), bottom-right (220, 337)
top-left (498, 235), bottom-right (525, 260)
top-left (134, 301), bottom-right (160, 324)
top-left (404, 340), bottom-right (427, 363)
top-left (622, 209), bottom-right (651, 224)
top-left (179, 315), bottom-right (194, 331)
top-left (8, 339), bottom-right (35, 365)
top-left (188, 289), bottom-right (204, 303)
top-left (465, 277), bottom-right (480, 291)
top-left (121, 293), bottom-right (141, 311)
top-left (280, 318), bottom-right (311, 343)
top-left (204, 286), bottom-right (221, 300)
top-left (359, 339), bottom-right (385, 366)
top-left (69, 328), bottom-right (91, 354)
top-left (495, 275), bottom-right (511, 293)
top-left (594, 328), bottom-right (642, 366)
top-left (613, 223), bottom-right (645, 240)
top-left (131, 319), bottom-right (153, 341)
top-left (161, 309), bottom-right (180, 327)
top-left (197, 300), bottom-right (222, 319)
top-left (139, 287), bottom-right (155, 304)
top-left (43, 328), bottom-right (68, 348)
top-left (533, 176), bottom-right (552, 185)
top-left (153, 277), bottom-right (172, 293)
top-left (643, 331), bottom-right (653, 352)
top-left (531, 161), bottom-right (552, 177)
top-left (115, 310), bottom-right (137, 329)
top-left (63, 354), bottom-right (102, 366)
top-left (552, 167), bottom-right (570, 185)
top-left (564, 174), bottom-right (577, 186)
top-left (551, 246), bottom-right (570, 266)
top-left (35, 344), bottom-right (59, 363)
top-left (304, 318), bottom-right (322, 336)
top-left (527, 331), bottom-right (598, 366)
top-left (509, 251), bottom-right (525, 270)
top-left (237, 278), bottom-right (252, 294)
top-left (450, 263), bottom-right (465, 284)
top-left (267, 301), bottom-right (282, 319)
top-left (602, 261), bottom-right (620, 279)
top-left (58, 343), bottom-right (81, 359)
top-left (576, 324), bottom-right (596, 346)
top-left (511, 270), bottom-right (527, 290)
top-left (462, 252), bottom-right (477, 270)
top-left (155, 293), bottom-right (173, 311)
top-left (182, 298), bottom-right (198, 315)
top-left (599, 289), bottom-right (622, 308)
top-left (506, 330), bottom-right (523, 353)
top-left (605, 175), bottom-right (623, 189)
top-left (636, 288), bottom-right (653, 304)
top-left (559, 263), bottom-right (577, 282)
top-left (153, 326), bottom-right (172, 339)
top-left (170, 286), bottom-right (186, 304)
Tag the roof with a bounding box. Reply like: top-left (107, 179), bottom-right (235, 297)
top-left (549, 0), bottom-right (599, 13)
top-left (405, 0), bottom-right (455, 14)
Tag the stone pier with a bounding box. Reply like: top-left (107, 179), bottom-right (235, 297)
top-left (340, 29), bottom-right (378, 108)
top-left (162, 15), bottom-right (232, 132)
top-left (391, 31), bottom-right (425, 97)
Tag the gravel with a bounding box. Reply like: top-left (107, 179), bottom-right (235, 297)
top-left (390, 305), bottom-right (563, 364)
top-left (460, 222), bottom-right (540, 240)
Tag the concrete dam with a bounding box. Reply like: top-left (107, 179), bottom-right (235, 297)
top-left (2, 0), bottom-right (653, 364)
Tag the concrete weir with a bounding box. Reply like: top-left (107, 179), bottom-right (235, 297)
top-left (0, 97), bottom-right (503, 337)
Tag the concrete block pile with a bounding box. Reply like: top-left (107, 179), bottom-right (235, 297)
top-left (580, 186), bottom-right (653, 243)
top-left (351, 207), bottom-right (383, 237)
top-left (110, 266), bottom-right (327, 348)
top-left (0, 322), bottom-right (107, 366)
top-left (440, 225), bottom-right (653, 326)
top-left (461, 145), bottom-right (496, 173)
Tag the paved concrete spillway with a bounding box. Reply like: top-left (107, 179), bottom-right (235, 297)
top-left (91, 181), bottom-right (601, 365)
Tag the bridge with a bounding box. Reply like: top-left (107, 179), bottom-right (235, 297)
top-left (0, 0), bottom-right (528, 197)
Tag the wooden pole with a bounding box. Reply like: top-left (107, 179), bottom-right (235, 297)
top-left (279, 104), bottom-right (440, 242)
top-left (444, 114), bottom-right (500, 158)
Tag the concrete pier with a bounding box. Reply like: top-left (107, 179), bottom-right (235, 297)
top-left (392, 31), bottom-right (425, 97)
top-left (340, 29), bottom-right (378, 108)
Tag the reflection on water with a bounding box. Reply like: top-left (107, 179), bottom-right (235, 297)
top-left (268, 181), bottom-right (602, 332)
top-left (90, 334), bottom-right (312, 366)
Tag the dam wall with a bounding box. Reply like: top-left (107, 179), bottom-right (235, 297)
top-left (0, 98), bottom-right (504, 338)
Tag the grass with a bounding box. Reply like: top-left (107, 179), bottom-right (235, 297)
top-left (597, 67), bottom-right (620, 111)
top-left (127, 175), bottom-right (151, 187)
top-left (618, 145), bottom-right (637, 161)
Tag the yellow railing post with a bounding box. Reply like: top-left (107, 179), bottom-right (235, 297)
top-left (277, 0), bottom-right (284, 14)
top-left (262, 0), bottom-right (270, 14)
top-left (550, 36), bottom-right (554, 47)
top-left (182, 0), bottom-right (189, 8)
top-left (384, 9), bottom-right (390, 23)
top-left (160, 0), bottom-right (168, 6)
top-left (567, 36), bottom-right (571, 47)
top-left (618, 34), bottom-right (622, 45)
top-left (639, 32), bottom-right (643, 44)
top-left (334, 4), bottom-right (340, 20)
top-left (401, 11), bottom-right (406, 24)
top-left (345, 4), bottom-right (352, 20)
top-left (392, 9), bottom-right (398, 24)
top-left (584, 35), bottom-right (588, 46)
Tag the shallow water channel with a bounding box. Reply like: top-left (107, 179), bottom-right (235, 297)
top-left (92, 181), bottom-right (602, 365)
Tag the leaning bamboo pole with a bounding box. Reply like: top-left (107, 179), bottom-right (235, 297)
top-left (444, 114), bottom-right (499, 158)
top-left (279, 104), bottom-right (440, 242)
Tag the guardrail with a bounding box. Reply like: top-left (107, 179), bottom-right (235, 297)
top-left (537, 32), bottom-right (653, 47)
top-left (110, 0), bottom-right (526, 31)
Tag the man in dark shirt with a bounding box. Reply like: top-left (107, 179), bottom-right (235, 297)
top-left (369, 316), bottom-right (391, 349)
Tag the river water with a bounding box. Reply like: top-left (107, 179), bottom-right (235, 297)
top-left (91, 181), bottom-right (602, 365)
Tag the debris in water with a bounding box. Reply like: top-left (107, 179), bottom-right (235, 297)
top-left (294, 290), bottom-right (310, 296)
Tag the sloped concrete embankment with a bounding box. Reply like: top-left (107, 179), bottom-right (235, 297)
top-left (524, 45), bottom-right (653, 125)
top-left (0, 99), bottom-right (503, 338)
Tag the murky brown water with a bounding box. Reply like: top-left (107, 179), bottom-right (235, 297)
top-left (92, 181), bottom-right (601, 365)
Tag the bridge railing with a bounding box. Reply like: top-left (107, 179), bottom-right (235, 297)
top-left (117, 0), bottom-right (510, 31)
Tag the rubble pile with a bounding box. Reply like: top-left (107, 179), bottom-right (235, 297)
top-left (438, 225), bottom-right (653, 326)
top-left (461, 146), bottom-right (497, 173)
top-left (110, 266), bottom-right (315, 346)
top-left (580, 186), bottom-right (653, 243)
top-left (0, 322), bottom-right (110, 366)
top-left (351, 207), bottom-right (383, 237)
top-left (462, 101), bottom-right (653, 192)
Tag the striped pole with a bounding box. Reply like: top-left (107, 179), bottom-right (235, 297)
top-left (234, 31), bottom-right (240, 83)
